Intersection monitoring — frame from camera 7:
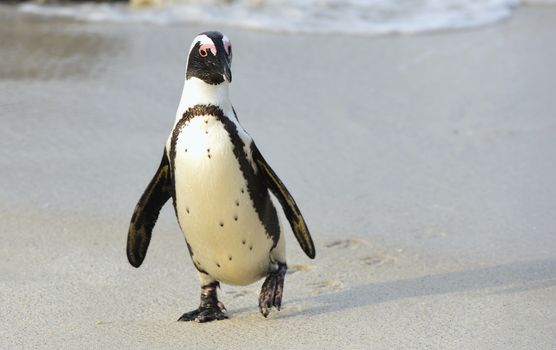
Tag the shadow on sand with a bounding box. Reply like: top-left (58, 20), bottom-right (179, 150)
top-left (278, 258), bottom-right (556, 319)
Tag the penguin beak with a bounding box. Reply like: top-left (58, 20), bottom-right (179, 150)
top-left (220, 52), bottom-right (232, 83)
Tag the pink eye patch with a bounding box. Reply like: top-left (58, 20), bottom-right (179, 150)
top-left (199, 43), bottom-right (217, 57)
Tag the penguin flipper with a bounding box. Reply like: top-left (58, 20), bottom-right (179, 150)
top-left (127, 150), bottom-right (174, 267)
top-left (251, 143), bottom-right (315, 259)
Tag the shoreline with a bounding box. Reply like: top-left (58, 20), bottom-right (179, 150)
top-left (12, 0), bottom-right (525, 36)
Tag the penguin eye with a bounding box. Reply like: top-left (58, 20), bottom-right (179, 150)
top-left (198, 44), bottom-right (216, 58)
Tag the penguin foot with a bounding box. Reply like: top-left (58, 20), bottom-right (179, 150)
top-left (259, 262), bottom-right (287, 318)
top-left (178, 282), bottom-right (228, 323)
top-left (177, 303), bottom-right (227, 323)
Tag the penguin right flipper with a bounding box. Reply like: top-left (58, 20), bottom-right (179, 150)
top-left (250, 143), bottom-right (316, 259)
top-left (127, 151), bottom-right (174, 268)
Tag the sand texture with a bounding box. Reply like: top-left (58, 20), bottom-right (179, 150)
top-left (1, 5), bottom-right (556, 349)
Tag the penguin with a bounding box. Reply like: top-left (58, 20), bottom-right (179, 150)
top-left (126, 31), bottom-right (315, 322)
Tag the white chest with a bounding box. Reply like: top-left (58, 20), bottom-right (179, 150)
top-left (172, 115), bottom-right (275, 286)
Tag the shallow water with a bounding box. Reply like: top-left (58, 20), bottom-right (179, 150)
top-left (0, 9), bottom-right (122, 80)
top-left (16, 0), bottom-right (535, 35)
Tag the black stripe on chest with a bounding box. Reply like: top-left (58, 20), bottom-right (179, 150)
top-left (169, 104), bottom-right (280, 247)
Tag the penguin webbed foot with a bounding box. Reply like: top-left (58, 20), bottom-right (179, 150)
top-left (259, 262), bottom-right (287, 318)
top-left (178, 282), bottom-right (228, 323)
top-left (177, 302), bottom-right (227, 323)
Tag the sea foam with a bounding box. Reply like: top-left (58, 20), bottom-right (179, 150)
top-left (17, 0), bottom-right (545, 35)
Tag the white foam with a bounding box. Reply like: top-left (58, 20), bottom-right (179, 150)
top-left (17, 0), bottom-right (543, 36)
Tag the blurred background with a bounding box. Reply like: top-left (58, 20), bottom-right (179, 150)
top-left (13, 0), bottom-right (555, 34)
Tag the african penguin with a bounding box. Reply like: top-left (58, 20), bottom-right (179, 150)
top-left (127, 31), bottom-right (315, 322)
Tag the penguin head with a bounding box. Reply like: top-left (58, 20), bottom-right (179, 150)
top-left (186, 31), bottom-right (232, 85)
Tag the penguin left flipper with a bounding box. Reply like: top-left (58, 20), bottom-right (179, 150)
top-left (127, 151), bottom-right (174, 268)
top-left (250, 143), bottom-right (316, 259)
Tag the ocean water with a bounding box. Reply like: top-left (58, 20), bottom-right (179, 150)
top-left (17, 0), bottom-right (555, 35)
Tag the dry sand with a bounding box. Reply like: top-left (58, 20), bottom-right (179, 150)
top-left (1, 4), bottom-right (556, 349)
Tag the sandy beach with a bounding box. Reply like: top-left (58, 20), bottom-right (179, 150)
top-left (1, 4), bottom-right (556, 349)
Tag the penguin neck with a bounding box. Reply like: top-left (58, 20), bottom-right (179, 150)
top-left (176, 77), bottom-right (232, 121)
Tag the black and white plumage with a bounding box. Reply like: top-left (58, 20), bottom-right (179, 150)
top-left (126, 31), bottom-right (315, 322)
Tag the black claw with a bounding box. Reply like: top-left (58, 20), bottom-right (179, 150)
top-left (258, 262), bottom-right (287, 318)
top-left (178, 309), bottom-right (201, 322)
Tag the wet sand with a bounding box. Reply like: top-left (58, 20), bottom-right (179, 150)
top-left (1, 5), bottom-right (556, 349)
